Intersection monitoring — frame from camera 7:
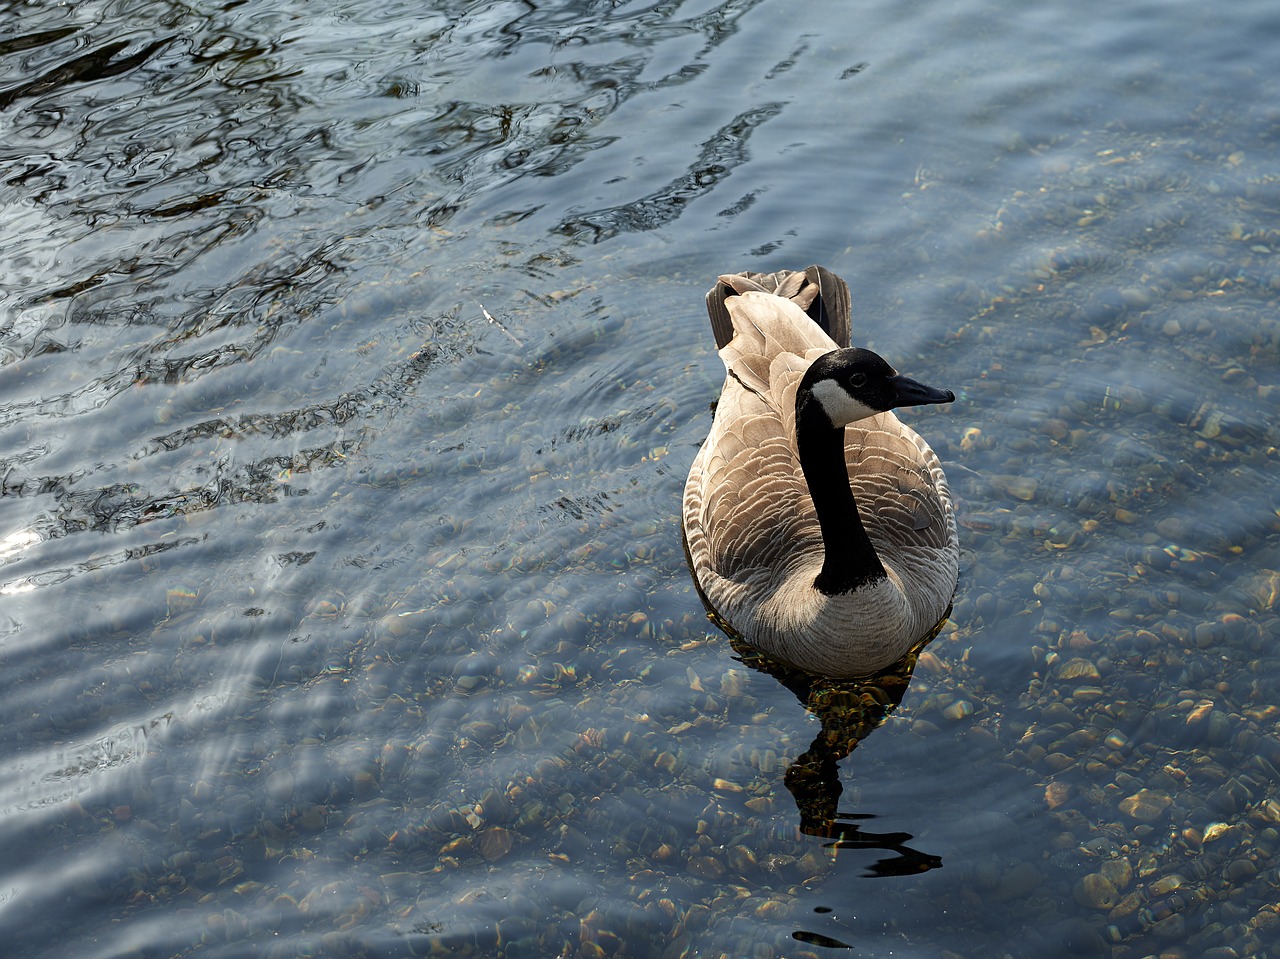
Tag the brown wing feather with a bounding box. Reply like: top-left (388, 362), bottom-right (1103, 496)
top-left (701, 404), bottom-right (812, 577)
top-left (845, 413), bottom-right (954, 555)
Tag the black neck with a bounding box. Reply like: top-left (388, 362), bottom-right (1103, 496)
top-left (795, 397), bottom-right (887, 595)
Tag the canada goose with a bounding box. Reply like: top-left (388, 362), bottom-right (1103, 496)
top-left (682, 266), bottom-right (958, 678)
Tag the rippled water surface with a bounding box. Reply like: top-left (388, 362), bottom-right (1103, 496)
top-left (3, 0), bottom-right (1280, 956)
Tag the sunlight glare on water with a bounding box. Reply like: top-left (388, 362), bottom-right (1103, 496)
top-left (1, 0), bottom-right (1279, 957)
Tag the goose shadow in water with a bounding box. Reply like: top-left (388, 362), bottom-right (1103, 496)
top-left (729, 634), bottom-right (943, 879)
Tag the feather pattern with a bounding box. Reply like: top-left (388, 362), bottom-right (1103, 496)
top-left (683, 267), bottom-right (958, 678)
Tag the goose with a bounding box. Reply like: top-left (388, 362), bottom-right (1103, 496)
top-left (682, 266), bottom-right (958, 678)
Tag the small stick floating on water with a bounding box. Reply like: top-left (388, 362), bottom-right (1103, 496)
top-left (478, 303), bottom-right (523, 347)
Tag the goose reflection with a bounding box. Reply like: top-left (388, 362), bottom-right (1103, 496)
top-left (730, 632), bottom-right (943, 878)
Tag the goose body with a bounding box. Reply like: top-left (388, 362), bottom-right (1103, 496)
top-left (682, 267), bottom-right (958, 678)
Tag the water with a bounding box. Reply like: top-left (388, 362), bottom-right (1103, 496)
top-left (2, 0), bottom-right (1279, 956)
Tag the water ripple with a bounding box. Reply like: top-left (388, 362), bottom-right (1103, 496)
top-left (1, 0), bottom-right (1279, 956)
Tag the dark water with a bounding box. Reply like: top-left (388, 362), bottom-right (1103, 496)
top-left (2, 0), bottom-right (1280, 956)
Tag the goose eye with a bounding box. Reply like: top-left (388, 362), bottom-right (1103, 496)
top-left (848, 372), bottom-right (867, 388)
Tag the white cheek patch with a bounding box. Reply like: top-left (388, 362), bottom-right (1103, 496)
top-left (810, 378), bottom-right (879, 425)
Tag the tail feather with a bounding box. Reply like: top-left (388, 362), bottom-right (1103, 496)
top-left (704, 265), bottom-right (852, 349)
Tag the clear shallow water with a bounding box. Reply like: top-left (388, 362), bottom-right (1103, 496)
top-left (1, 0), bottom-right (1279, 956)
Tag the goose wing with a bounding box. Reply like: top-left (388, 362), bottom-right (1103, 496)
top-left (697, 360), bottom-right (815, 583)
top-left (847, 413), bottom-right (956, 555)
top-left (688, 290), bottom-right (835, 584)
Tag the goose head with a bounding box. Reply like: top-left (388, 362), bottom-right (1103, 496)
top-left (798, 348), bottom-right (954, 427)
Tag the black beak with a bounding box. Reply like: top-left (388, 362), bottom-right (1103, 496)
top-left (888, 373), bottom-right (955, 409)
